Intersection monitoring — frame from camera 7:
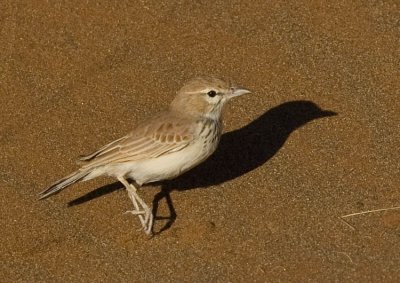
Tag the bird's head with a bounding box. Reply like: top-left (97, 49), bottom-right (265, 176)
top-left (170, 77), bottom-right (251, 120)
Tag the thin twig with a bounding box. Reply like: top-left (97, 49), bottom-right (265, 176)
top-left (338, 217), bottom-right (356, 230)
top-left (341, 206), bottom-right (400, 218)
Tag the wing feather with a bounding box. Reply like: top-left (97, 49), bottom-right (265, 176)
top-left (78, 136), bottom-right (127, 161)
top-left (79, 113), bottom-right (196, 169)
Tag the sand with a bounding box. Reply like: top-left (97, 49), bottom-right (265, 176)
top-left (1, 1), bottom-right (399, 282)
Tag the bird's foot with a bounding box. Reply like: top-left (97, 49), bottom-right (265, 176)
top-left (124, 209), bottom-right (145, 216)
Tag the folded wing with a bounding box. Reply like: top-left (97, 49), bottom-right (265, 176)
top-left (79, 113), bottom-right (196, 169)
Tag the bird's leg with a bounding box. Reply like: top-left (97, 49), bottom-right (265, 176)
top-left (118, 177), bottom-right (153, 235)
top-left (128, 183), bottom-right (154, 235)
top-left (118, 177), bottom-right (145, 226)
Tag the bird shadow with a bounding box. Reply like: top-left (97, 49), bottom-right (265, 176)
top-left (69, 100), bottom-right (337, 234)
top-left (68, 182), bottom-right (122, 207)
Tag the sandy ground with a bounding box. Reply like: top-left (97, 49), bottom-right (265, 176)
top-left (1, 1), bottom-right (399, 282)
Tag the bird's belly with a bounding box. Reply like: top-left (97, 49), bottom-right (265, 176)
top-left (127, 138), bottom-right (216, 185)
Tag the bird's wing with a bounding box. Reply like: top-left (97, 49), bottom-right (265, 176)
top-left (79, 113), bottom-right (197, 169)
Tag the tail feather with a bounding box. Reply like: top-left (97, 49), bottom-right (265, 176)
top-left (39, 170), bottom-right (91, 200)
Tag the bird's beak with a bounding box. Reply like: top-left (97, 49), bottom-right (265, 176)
top-left (229, 87), bottom-right (252, 98)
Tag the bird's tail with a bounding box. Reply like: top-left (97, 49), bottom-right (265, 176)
top-left (39, 170), bottom-right (91, 200)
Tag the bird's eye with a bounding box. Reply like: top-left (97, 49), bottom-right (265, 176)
top-left (207, 90), bottom-right (217, 97)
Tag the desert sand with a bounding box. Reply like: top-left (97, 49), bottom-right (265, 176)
top-left (1, 1), bottom-right (399, 282)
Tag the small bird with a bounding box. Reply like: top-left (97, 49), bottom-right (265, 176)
top-left (40, 76), bottom-right (251, 235)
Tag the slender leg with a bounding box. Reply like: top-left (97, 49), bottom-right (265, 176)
top-left (128, 183), bottom-right (154, 235)
top-left (118, 177), bottom-right (145, 226)
top-left (126, 190), bottom-right (146, 228)
top-left (118, 177), bottom-right (154, 235)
